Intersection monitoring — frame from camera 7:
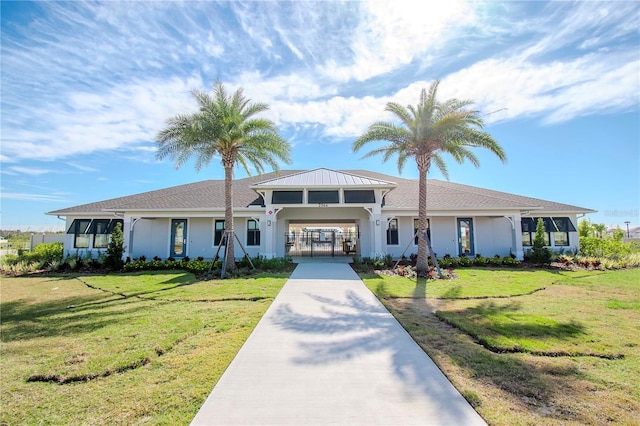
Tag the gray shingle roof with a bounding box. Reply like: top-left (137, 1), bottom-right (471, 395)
top-left (349, 170), bottom-right (593, 213)
top-left (48, 169), bottom-right (594, 215)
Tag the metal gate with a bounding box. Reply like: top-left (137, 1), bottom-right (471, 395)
top-left (285, 229), bottom-right (358, 257)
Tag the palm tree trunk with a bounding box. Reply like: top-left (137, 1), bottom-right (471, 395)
top-left (416, 154), bottom-right (430, 275)
top-left (224, 162), bottom-right (236, 272)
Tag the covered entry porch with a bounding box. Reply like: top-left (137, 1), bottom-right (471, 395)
top-left (285, 221), bottom-right (359, 257)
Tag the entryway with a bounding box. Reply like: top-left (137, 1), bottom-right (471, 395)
top-left (285, 221), bottom-right (359, 257)
top-left (170, 219), bottom-right (187, 257)
top-left (457, 218), bottom-right (475, 256)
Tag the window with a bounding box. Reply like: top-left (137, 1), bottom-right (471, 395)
top-left (89, 219), bottom-right (111, 248)
top-left (272, 191), bottom-right (303, 204)
top-left (521, 217), bottom-right (573, 246)
top-left (344, 190), bottom-right (375, 203)
top-left (107, 219), bottom-right (124, 233)
top-left (66, 218), bottom-right (123, 249)
top-left (308, 190), bottom-right (339, 204)
top-left (553, 232), bottom-right (569, 246)
top-left (413, 218), bottom-right (431, 245)
top-left (67, 219), bottom-right (91, 248)
top-left (552, 217), bottom-right (575, 246)
top-left (521, 218), bottom-right (535, 246)
top-left (214, 220), bottom-right (225, 246)
top-left (247, 219), bottom-right (260, 246)
top-left (386, 218), bottom-right (399, 245)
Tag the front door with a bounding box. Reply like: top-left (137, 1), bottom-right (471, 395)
top-left (457, 218), bottom-right (474, 256)
top-left (171, 219), bottom-right (187, 258)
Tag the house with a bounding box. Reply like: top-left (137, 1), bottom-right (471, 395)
top-left (47, 168), bottom-right (594, 261)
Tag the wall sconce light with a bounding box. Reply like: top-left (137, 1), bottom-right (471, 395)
top-left (376, 220), bottom-right (380, 226)
top-left (267, 220), bottom-right (272, 226)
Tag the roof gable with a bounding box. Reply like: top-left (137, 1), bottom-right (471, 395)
top-left (252, 168), bottom-right (396, 188)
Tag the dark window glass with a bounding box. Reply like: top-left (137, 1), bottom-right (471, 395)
top-left (552, 217), bottom-right (576, 232)
top-left (67, 219), bottom-right (91, 248)
top-left (344, 190), bottom-right (375, 203)
top-left (521, 218), bottom-right (535, 233)
top-left (522, 219), bottom-right (551, 246)
top-left (90, 219), bottom-right (111, 248)
top-left (414, 218), bottom-right (431, 245)
top-left (107, 219), bottom-right (124, 233)
top-left (89, 219), bottom-right (111, 234)
top-left (214, 220), bottom-right (225, 246)
top-left (387, 218), bottom-right (399, 245)
top-left (247, 220), bottom-right (260, 246)
top-left (272, 191), bottom-right (303, 204)
top-left (308, 190), bottom-right (339, 204)
top-left (67, 219), bottom-right (91, 235)
top-left (249, 195), bottom-right (265, 206)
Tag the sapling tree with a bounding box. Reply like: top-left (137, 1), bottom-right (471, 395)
top-left (105, 222), bottom-right (125, 271)
top-left (531, 218), bottom-right (551, 264)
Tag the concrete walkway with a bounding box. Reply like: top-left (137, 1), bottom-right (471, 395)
top-left (191, 262), bottom-right (486, 425)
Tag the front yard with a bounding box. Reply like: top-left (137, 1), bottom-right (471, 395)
top-left (2, 267), bottom-right (638, 425)
top-left (361, 268), bottom-right (640, 425)
top-left (1, 271), bottom-right (288, 425)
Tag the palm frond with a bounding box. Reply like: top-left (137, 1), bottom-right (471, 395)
top-left (431, 153), bottom-right (449, 180)
top-left (156, 81), bottom-right (290, 176)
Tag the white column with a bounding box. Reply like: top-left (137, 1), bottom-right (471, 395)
top-left (371, 214), bottom-right (383, 257)
top-left (262, 206), bottom-right (278, 258)
top-left (123, 215), bottom-right (133, 260)
top-left (512, 215), bottom-right (524, 260)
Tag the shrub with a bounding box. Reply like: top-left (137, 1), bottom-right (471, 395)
top-left (580, 236), bottom-right (633, 260)
top-left (473, 255), bottom-right (489, 266)
top-left (457, 255), bottom-right (472, 267)
top-left (488, 255), bottom-right (503, 266)
top-left (31, 242), bottom-right (64, 264)
top-left (530, 218), bottom-right (552, 264)
top-left (502, 256), bottom-right (520, 266)
top-left (182, 259), bottom-right (211, 274)
top-left (105, 223), bottom-right (125, 271)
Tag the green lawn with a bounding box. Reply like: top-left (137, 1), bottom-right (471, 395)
top-left (4, 267), bottom-right (639, 425)
top-left (365, 268), bottom-right (640, 425)
top-left (361, 268), bottom-right (604, 299)
top-left (1, 271), bottom-right (288, 425)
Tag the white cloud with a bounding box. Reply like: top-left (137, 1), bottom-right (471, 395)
top-left (5, 166), bottom-right (52, 176)
top-left (439, 53), bottom-right (640, 124)
top-left (318, 0), bottom-right (475, 82)
top-left (0, 192), bottom-right (68, 202)
top-left (2, 75), bottom-right (203, 162)
top-left (232, 71), bottom-right (333, 102)
top-left (66, 162), bottom-right (99, 173)
top-left (1, 0), bottom-right (638, 164)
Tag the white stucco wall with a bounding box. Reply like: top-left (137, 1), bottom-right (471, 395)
top-left (474, 217), bottom-right (514, 257)
top-left (381, 215), bottom-right (517, 259)
top-left (129, 218), bottom-right (170, 259)
top-left (61, 211), bottom-right (581, 262)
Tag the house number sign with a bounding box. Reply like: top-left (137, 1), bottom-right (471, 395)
top-left (318, 203), bottom-right (328, 207)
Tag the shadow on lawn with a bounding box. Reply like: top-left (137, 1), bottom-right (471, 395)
top-left (0, 295), bottom-right (149, 342)
top-left (386, 277), bottom-right (609, 424)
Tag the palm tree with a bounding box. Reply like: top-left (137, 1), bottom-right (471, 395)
top-left (353, 80), bottom-right (506, 276)
top-left (156, 81), bottom-right (291, 273)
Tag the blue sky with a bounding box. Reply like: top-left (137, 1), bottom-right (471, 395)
top-left (1, 1), bottom-right (639, 231)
